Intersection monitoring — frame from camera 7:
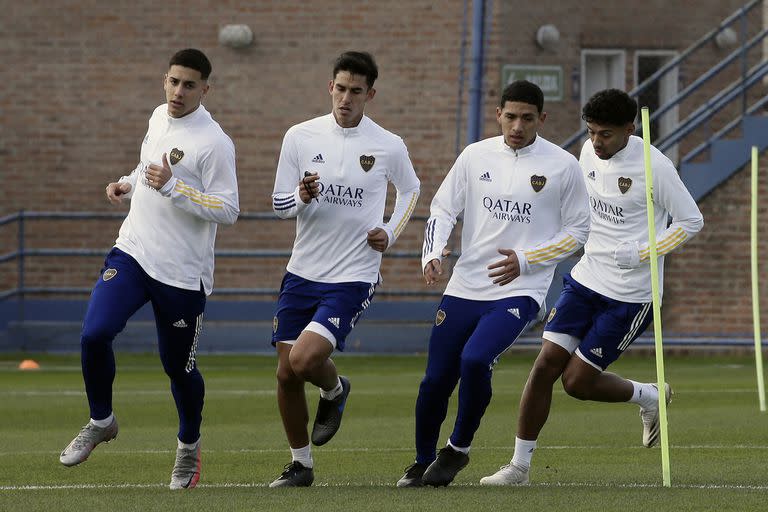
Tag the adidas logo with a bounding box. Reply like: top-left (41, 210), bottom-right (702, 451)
top-left (507, 307), bottom-right (520, 319)
top-left (173, 319), bottom-right (188, 328)
top-left (479, 171), bottom-right (492, 182)
top-left (589, 347), bottom-right (603, 358)
top-left (311, 153), bottom-right (325, 164)
top-left (328, 317), bottom-right (340, 328)
top-left (587, 170), bottom-right (596, 180)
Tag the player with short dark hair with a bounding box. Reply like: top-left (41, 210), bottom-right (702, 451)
top-left (481, 88), bottom-right (703, 486)
top-left (269, 50), bottom-right (420, 487)
top-left (397, 80), bottom-right (590, 487)
top-left (59, 48), bottom-right (239, 490)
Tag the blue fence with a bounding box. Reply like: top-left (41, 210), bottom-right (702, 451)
top-left (1, 209), bottom-right (758, 352)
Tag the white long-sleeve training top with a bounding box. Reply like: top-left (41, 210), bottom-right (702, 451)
top-left (115, 104), bottom-right (239, 295)
top-left (571, 136), bottom-right (703, 303)
top-left (272, 114), bottom-right (420, 284)
top-left (423, 135), bottom-right (590, 304)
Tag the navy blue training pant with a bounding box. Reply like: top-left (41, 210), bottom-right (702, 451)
top-left (80, 248), bottom-right (206, 444)
top-left (414, 294), bottom-right (537, 465)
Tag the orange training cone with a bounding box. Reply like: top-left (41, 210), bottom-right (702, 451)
top-left (18, 359), bottom-right (40, 370)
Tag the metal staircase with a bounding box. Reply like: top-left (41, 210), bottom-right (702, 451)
top-left (680, 115), bottom-right (768, 199)
top-left (562, 0), bottom-right (768, 202)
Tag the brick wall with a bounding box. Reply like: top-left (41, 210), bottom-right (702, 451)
top-left (1, 1), bottom-right (766, 335)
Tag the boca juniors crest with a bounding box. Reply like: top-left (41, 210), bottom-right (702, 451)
top-left (169, 148), bottom-right (185, 165)
top-left (360, 155), bottom-right (375, 172)
top-left (618, 177), bottom-right (632, 194)
top-left (530, 175), bottom-right (546, 192)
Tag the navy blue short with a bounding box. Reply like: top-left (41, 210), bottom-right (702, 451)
top-left (543, 274), bottom-right (652, 371)
top-left (271, 272), bottom-right (377, 351)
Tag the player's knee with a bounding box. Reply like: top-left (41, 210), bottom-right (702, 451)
top-left (459, 353), bottom-right (491, 378)
top-left (288, 350), bottom-right (321, 381)
top-left (528, 358), bottom-right (563, 385)
top-left (161, 360), bottom-right (197, 381)
top-left (561, 373), bottom-right (590, 400)
top-left (80, 323), bottom-right (118, 348)
top-left (276, 361), bottom-right (302, 388)
top-left (419, 371), bottom-right (456, 395)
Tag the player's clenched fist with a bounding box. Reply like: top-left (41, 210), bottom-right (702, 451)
top-left (106, 182), bottom-right (132, 204)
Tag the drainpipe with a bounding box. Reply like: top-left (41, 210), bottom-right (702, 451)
top-left (466, 0), bottom-right (486, 145)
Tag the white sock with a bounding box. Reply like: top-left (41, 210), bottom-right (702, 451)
top-left (511, 437), bottom-right (536, 470)
top-left (320, 378), bottom-right (343, 400)
top-left (447, 439), bottom-right (470, 454)
top-left (628, 380), bottom-right (658, 409)
top-left (178, 437), bottom-right (200, 450)
top-left (90, 414), bottom-right (114, 428)
top-left (290, 445), bottom-right (313, 468)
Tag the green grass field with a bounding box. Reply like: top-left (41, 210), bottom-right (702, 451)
top-left (1, 351), bottom-right (767, 511)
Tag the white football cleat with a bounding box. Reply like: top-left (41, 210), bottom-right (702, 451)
top-left (60, 417), bottom-right (119, 467)
top-left (480, 463), bottom-right (529, 486)
top-left (640, 383), bottom-right (673, 448)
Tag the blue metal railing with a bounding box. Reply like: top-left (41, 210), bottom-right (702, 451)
top-left (560, 0), bottom-right (766, 157)
top-left (658, 59), bottom-right (768, 153)
top-left (684, 94), bottom-right (768, 163)
top-left (0, 210), bottom-right (455, 302)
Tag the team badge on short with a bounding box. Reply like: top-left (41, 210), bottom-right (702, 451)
top-left (169, 148), bottom-right (185, 165)
top-left (273, 316), bottom-right (279, 333)
top-left (618, 177), bottom-right (632, 194)
top-left (102, 268), bottom-right (117, 281)
top-left (530, 175), bottom-right (546, 192)
top-left (359, 154), bottom-right (375, 172)
top-left (435, 309), bottom-right (446, 326)
top-left (547, 307), bottom-right (556, 323)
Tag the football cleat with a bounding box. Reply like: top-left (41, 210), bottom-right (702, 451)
top-left (311, 376), bottom-right (351, 446)
top-left (422, 446), bottom-right (469, 487)
top-left (640, 383), bottom-right (673, 448)
top-left (396, 462), bottom-right (427, 488)
top-left (480, 463), bottom-right (530, 486)
top-left (269, 461), bottom-right (315, 488)
top-left (169, 440), bottom-right (201, 490)
top-left (59, 417), bottom-right (119, 467)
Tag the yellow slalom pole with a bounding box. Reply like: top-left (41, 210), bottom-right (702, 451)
top-left (751, 146), bottom-right (766, 412)
top-left (640, 107), bottom-right (671, 487)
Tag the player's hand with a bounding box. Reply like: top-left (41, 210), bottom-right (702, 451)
top-left (614, 240), bottom-right (641, 269)
top-left (367, 228), bottom-right (389, 252)
top-left (106, 182), bottom-right (132, 204)
top-left (423, 248), bottom-right (451, 285)
top-left (146, 153), bottom-right (173, 190)
top-left (299, 172), bottom-right (320, 203)
top-left (487, 248), bottom-right (520, 286)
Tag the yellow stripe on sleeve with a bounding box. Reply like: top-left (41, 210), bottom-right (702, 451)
top-left (393, 192), bottom-right (419, 239)
top-left (174, 180), bottom-right (224, 209)
top-left (525, 236), bottom-right (578, 264)
top-left (639, 227), bottom-right (687, 260)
